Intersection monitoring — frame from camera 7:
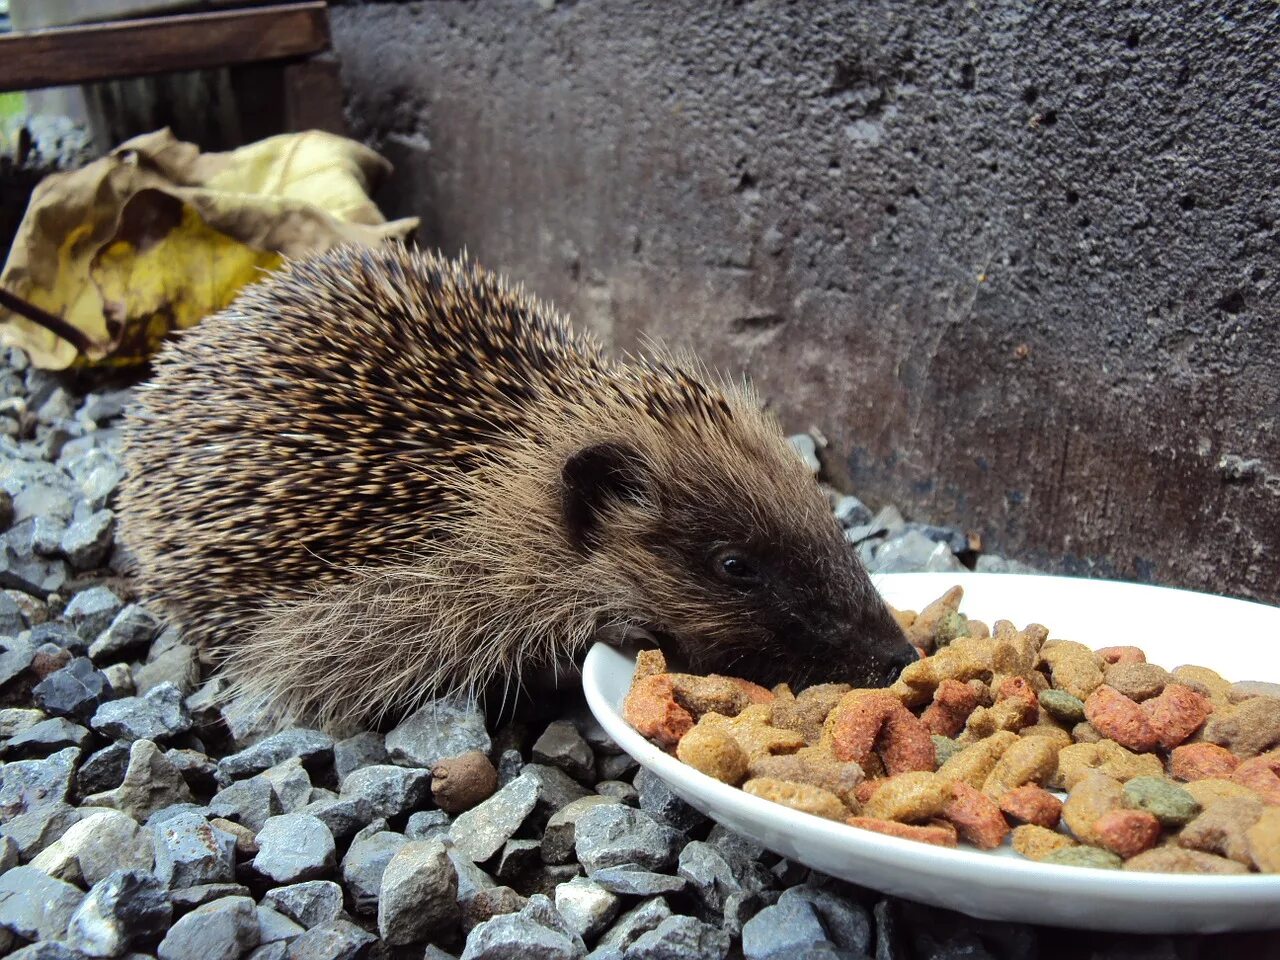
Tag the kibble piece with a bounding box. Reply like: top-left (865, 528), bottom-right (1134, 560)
top-left (1122, 777), bottom-right (1201, 827)
top-left (1178, 796), bottom-right (1264, 865)
top-left (1000, 785), bottom-right (1063, 828)
top-left (1230, 681), bottom-right (1280, 704)
top-left (936, 731), bottom-right (1019, 789)
top-left (864, 771), bottom-right (954, 823)
top-left (743, 778), bottom-right (848, 821)
top-left (982, 735), bottom-right (1059, 800)
top-left (1039, 690), bottom-right (1086, 726)
top-left (1103, 662), bottom-right (1170, 702)
top-left (942, 781), bottom-right (1009, 849)
top-left (1170, 743), bottom-right (1240, 782)
top-left (1094, 809), bottom-right (1162, 859)
top-left (1018, 723), bottom-right (1074, 751)
top-left (749, 746), bottom-right (863, 805)
top-left (623, 674), bottom-right (694, 747)
top-left (921, 679), bottom-right (980, 738)
top-left (1084, 686), bottom-right (1159, 753)
top-left (905, 585), bottom-right (964, 654)
top-left (1231, 751), bottom-right (1280, 805)
top-left (1246, 807), bottom-right (1280, 872)
top-left (1204, 696), bottom-right (1280, 759)
top-left (1062, 772), bottom-right (1125, 845)
top-left (1184, 777), bottom-right (1264, 810)
top-left (1042, 847), bottom-right (1124, 870)
top-left (677, 725), bottom-right (749, 785)
top-left (1040, 642), bottom-right (1104, 701)
top-left (846, 816), bottom-right (958, 847)
top-left (1056, 740), bottom-right (1163, 789)
top-left (1071, 721), bottom-right (1103, 744)
top-left (1142, 683), bottom-right (1212, 749)
top-left (1171, 665), bottom-right (1232, 706)
top-left (828, 691), bottom-right (935, 775)
top-left (633, 648), bottom-right (668, 680)
top-left (432, 750), bottom-right (499, 814)
top-left (892, 643), bottom-right (991, 707)
top-left (1096, 646), bottom-right (1146, 667)
top-left (772, 683), bottom-right (848, 744)
top-left (1123, 847), bottom-right (1249, 874)
top-left (931, 735), bottom-right (964, 769)
top-left (703, 705), bottom-right (806, 761)
top-left (1011, 824), bottom-right (1076, 861)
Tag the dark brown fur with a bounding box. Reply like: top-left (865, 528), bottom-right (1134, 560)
top-left (118, 245), bottom-right (913, 730)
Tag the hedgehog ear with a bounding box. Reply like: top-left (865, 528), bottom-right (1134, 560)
top-left (561, 442), bottom-right (649, 552)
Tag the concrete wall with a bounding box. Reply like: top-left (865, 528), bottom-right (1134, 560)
top-left (330, 0), bottom-right (1280, 603)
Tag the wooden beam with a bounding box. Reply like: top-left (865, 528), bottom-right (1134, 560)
top-left (0, 2), bottom-right (331, 93)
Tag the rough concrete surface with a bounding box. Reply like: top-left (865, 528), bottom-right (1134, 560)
top-left (330, 0), bottom-right (1279, 602)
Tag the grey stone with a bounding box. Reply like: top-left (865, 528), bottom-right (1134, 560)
top-left (524, 764), bottom-right (593, 821)
top-left (495, 838), bottom-right (542, 884)
top-left (459, 885), bottom-right (527, 934)
top-left (249, 944), bottom-right (291, 960)
top-left (101, 664), bottom-right (135, 698)
top-left (0, 865), bottom-right (84, 941)
top-left (777, 885), bottom-right (873, 955)
top-left (256, 905), bottom-right (305, 945)
top-left (91, 682), bottom-right (192, 742)
top-left (543, 796), bottom-right (620, 865)
top-left (184, 677), bottom-right (228, 725)
top-left (0, 745), bottom-right (77, 822)
top-left (0, 834), bottom-right (16, 871)
top-left (134, 647), bottom-right (200, 698)
top-left (596, 754), bottom-right (638, 782)
top-left (30, 809), bottom-right (154, 887)
top-left (589, 865), bottom-right (687, 897)
top-left (574, 804), bottom-right (682, 874)
top-left (742, 898), bottom-right (829, 959)
top-left (262, 881), bottom-right (344, 930)
top-left (253, 814), bottom-right (336, 884)
top-left (332, 732), bottom-right (387, 780)
top-left (66, 869), bottom-right (172, 958)
top-left (0, 801), bottom-right (81, 859)
top-left (88, 604), bottom-right (160, 661)
top-left (208, 775), bottom-right (281, 833)
top-left (871, 531), bottom-right (964, 574)
top-left (705, 823), bottom-right (766, 875)
top-left (157, 895), bottom-right (259, 960)
top-left (170, 883), bottom-right (253, 912)
top-left (555, 877), bottom-right (619, 941)
top-left (450, 772), bottom-right (539, 863)
top-left (219, 729), bottom-right (334, 779)
top-left (284, 919), bottom-right (376, 960)
top-left (623, 916), bottom-right (730, 960)
top-left (404, 808), bottom-right (451, 841)
top-left (789, 434), bottom-right (822, 474)
top-left (147, 803), bottom-right (210, 828)
top-left (833, 495), bottom-right (873, 528)
top-left (339, 764), bottom-right (430, 819)
top-left (26, 621), bottom-right (79, 651)
top-left (64, 587), bottom-right (125, 643)
top-left (589, 898), bottom-right (671, 960)
top-left (79, 390), bottom-right (132, 425)
top-left (385, 696), bottom-right (491, 769)
top-left (31, 515), bottom-right (67, 556)
top-left (462, 894), bottom-right (586, 960)
top-left (677, 841), bottom-right (742, 912)
top-left (634, 767), bottom-right (704, 833)
top-left (77, 462), bottom-right (125, 513)
top-left (533, 721), bottom-right (596, 782)
top-left (348, 817), bottom-right (389, 847)
top-left (259, 758), bottom-right (311, 814)
top-left (7, 944), bottom-right (88, 960)
top-left (377, 839), bottom-right (459, 946)
top-left (167, 748), bottom-right (230, 795)
top-left (0, 591), bottom-right (27, 635)
top-left (496, 748), bottom-right (523, 787)
top-left (0, 707), bottom-right (46, 738)
top-left (61, 510), bottom-right (115, 571)
top-left (594, 781), bottom-right (638, 805)
top-left (341, 830), bottom-right (408, 915)
top-left (33, 656), bottom-right (109, 721)
top-left (0, 525), bottom-right (68, 594)
top-left (151, 812), bottom-right (237, 889)
top-left (84, 739), bottom-right (194, 821)
top-left (295, 795), bottom-right (371, 843)
top-left (0, 635), bottom-right (35, 686)
top-left (4, 716), bottom-right (91, 757)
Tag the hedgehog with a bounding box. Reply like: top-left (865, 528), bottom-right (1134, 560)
top-left (117, 243), bottom-right (915, 731)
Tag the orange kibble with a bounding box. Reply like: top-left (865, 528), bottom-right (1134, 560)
top-left (1142, 683), bottom-right (1213, 749)
top-left (1170, 743), bottom-right (1241, 782)
top-left (1232, 751), bottom-right (1280, 805)
top-left (1097, 646), bottom-right (1146, 666)
top-left (999, 784), bottom-right (1064, 829)
top-left (622, 674), bottom-right (694, 748)
top-left (1095, 808), bottom-right (1162, 858)
top-left (1084, 686), bottom-right (1160, 752)
top-left (829, 691), bottom-right (935, 775)
top-left (942, 781), bottom-right (1010, 849)
top-left (846, 816), bottom-right (958, 847)
top-left (921, 679), bottom-right (980, 737)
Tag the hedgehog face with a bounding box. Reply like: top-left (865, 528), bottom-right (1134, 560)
top-left (561, 439), bottom-right (917, 691)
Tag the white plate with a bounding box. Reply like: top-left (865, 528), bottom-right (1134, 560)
top-left (583, 572), bottom-right (1280, 933)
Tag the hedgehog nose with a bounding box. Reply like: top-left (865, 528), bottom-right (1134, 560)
top-left (883, 645), bottom-right (919, 682)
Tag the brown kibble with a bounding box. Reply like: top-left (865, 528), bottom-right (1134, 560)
top-left (1178, 796), bottom-right (1264, 865)
top-left (847, 816), bottom-right (958, 847)
top-left (997, 676), bottom-right (1039, 713)
top-left (828, 691), bottom-right (935, 775)
top-left (622, 674), bottom-right (694, 748)
top-left (905, 585), bottom-right (964, 654)
top-left (633, 648), bottom-right (668, 680)
top-left (921, 679), bottom-right (980, 738)
top-left (1246, 807), bottom-right (1280, 872)
top-left (1072, 721), bottom-right (1103, 744)
top-left (1231, 751), bottom-right (1280, 805)
top-left (1142, 683), bottom-right (1213, 749)
top-left (1018, 723), bottom-right (1074, 751)
top-left (1062, 772), bottom-right (1125, 845)
top-left (701, 705), bottom-right (806, 762)
top-left (1170, 665), bottom-right (1232, 707)
top-left (1094, 809), bottom-right (1161, 859)
top-left (936, 731), bottom-right (1019, 789)
top-left (1123, 847), bottom-right (1249, 875)
top-left (854, 779), bottom-right (880, 805)
top-left (677, 724), bottom-right (749, 785)
top-left (1184, 777), bottom-right (1266, 810)
top-left (864, 771), bottom-right (953, 822)
top-left (432, 750), bottom-right (499, 814)
top-left (999, 785), bottom-right (1063, 828)
top-left (942, 781), bottom-right (1009, 849)
top-left (750, 746), bottom-right (863, 806)
top-left (743, 777), bottom-right (848, 821)
top-left (1230, 681), bottom-right (1280, 704)
top-left (773, 683), bottom-right (848, 744)
top-left (1056, 739), bottom-right (1163, 790)
top-left (893, 641), bottom-right (991, 707)
top-left (1040, 642), bottom-right (1104, 701)
top-left (1096, 646), bottom-right (1146, 667)
top-left (1103, 662), bottom-right (1170, 702)
top-left (982, 735), bottom-right (1059, 800)
top-left (1011, 824), bottom-right (1076, 861)
top-left (669, 673), bottom-right (767, 719)
top-left (1204, 696), bottom-right (1280, 759)
top-left (963, 697), bottom-right (1038, 740)
top-left (1170, 743), bottom-right (1240, 782)
top-left (1084, 686), bottom-right (1159, 753)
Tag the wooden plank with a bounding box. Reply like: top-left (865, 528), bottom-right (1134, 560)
top-left (0, 2), bottom-right (330, 93)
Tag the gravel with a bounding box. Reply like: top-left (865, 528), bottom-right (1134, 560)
top-left (152, 812), bottom-right (237, 889)
top-left (574, 803), bottom-right (683, 874)
top-left (341, 829), bottom-right (408, 915)
top-left (65, 868), bottom-right (171, 957)
top-left (90, 681), bottom-right (192, 742)
top-left (218, 729), bottom-right (334, 779)
top-left (449, 771), bottom-right (540, 862)
top-left (32, 656), bottom-right (109, 721)
top-left (252, 814), bottom-right (336, 883)
top-left (0, 864), bottom-right (84, 941)
top-left (377, 839), bottom-right (458, 945)
top-left (386, 696), bottom-right (492, 768)
top-left (156, 894), bottom-right (260, 960)
top-left (261, 880), bottom-right (344, 929)
top-left (340, 763), bottom-right (431, 819)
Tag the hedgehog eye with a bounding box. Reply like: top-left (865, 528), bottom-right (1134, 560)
top-left (711, 547), bottom-right (761, 587)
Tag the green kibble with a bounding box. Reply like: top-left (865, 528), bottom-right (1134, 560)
top-left (1039, 689), bottom-right (1086, 725)
top-left (1042, 846), bottom-right (1124, 870)
top-left (932, 735), bottom-right (963, 769)
top-left (935, 611), bottom-right (971, 647)
top-left (1122, 776), bottom-right (1201, 827)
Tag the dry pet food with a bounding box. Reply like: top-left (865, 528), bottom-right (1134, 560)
top-left (622, 584), bottom-right (1280, 874)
